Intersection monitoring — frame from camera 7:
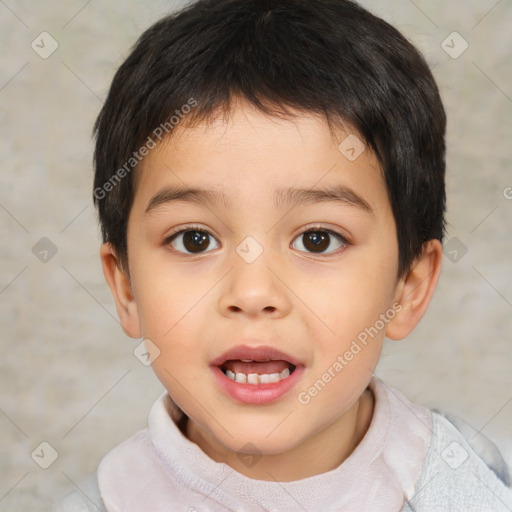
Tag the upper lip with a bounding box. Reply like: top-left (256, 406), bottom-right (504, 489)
top-left (211, 345), bottom-right (302, 367)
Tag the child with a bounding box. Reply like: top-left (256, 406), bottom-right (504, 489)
top-left (55, 0), bottom-right (512, 510)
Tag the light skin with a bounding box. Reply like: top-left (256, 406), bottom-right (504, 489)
top-left (101, 98), bottom-right (443, 482)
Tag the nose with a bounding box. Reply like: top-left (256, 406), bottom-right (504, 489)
top-left (217, 250), bottom-right (292, 319)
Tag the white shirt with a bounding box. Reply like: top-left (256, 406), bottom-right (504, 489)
top-left (54, 377), bottom-right (512, 511)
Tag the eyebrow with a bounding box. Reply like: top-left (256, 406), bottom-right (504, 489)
top-left (144, 184), bottom-right (373, 215)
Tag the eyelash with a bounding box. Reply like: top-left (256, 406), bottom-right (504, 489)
top-left (163, 224), bottom-right (350, 256)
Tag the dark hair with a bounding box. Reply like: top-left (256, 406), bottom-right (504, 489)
top-left (93, 0), bottom-right (446, 277)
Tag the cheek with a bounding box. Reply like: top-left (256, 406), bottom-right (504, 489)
top-left (131, 255), bottom-right (211, 337)
top-left (301, 257), bottom-right (397, 361)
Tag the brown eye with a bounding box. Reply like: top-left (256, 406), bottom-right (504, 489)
top-left (291, 229), bottom-right (347, 254)
top-left (167, 229), bottom-right (220, 254)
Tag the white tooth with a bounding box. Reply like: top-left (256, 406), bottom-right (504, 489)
top-left (240, 359), bottom-right (253, 362)
top-left (229, 369), bottom-right (291, 385)
top-left (235, 373), bottom-right (247, 383)
top-left (247, 373), bottom-right (259, 384)
top-left (280, 368), bottom-right (290, 379)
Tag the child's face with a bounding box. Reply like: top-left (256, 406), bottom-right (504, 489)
top-left (118, 100), bottom-right (407, 473)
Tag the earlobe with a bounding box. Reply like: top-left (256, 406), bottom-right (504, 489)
top-left (385, 239), bottom-right (443, 341)
top-left (100, 243), bottom-right (141, 338)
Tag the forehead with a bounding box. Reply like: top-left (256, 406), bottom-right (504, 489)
top-left (133, 101), bottom-right (389, 217)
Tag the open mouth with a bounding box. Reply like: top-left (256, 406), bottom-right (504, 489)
top-left (218, 359), bottom-right (297, 385)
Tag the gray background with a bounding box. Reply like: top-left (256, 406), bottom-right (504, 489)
top-left (0, 0), bottom-right (511, 510)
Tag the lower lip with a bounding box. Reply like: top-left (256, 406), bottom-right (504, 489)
top-left (211, 364), bottom-right (304, 405)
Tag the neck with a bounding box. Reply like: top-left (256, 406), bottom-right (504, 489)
top-left (185, 388), bottom-right (374, 481)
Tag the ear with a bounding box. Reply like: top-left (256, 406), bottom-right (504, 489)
top-left (100, 243), bottom-right (141, 338)
top-left (385, 239), bottom-right (443, 340)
